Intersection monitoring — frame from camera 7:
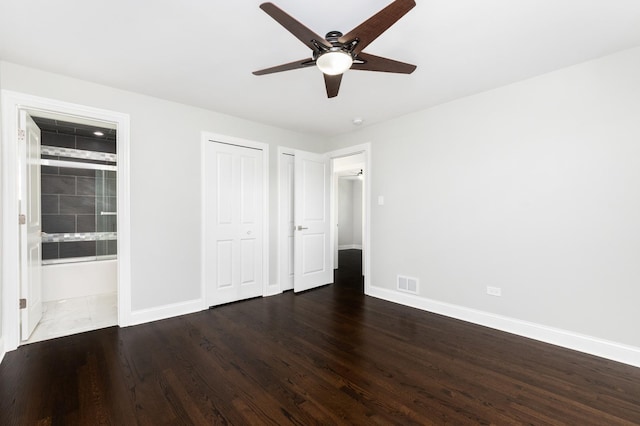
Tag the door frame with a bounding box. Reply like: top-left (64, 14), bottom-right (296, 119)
top-left (1, 90), bottom-right (132, 351)
top-left (328, 143), bottom-right (371, 294)
top-left (276, 143), bottom-right (371, 294)
top-left (332, 152), bottom-right (366, 269)
top-left (277, 147), bottom-right (295, 292)
top-left (200, 132), bottom-right (270, 304)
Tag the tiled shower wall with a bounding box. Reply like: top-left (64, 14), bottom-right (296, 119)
top-left (37, 118), bottom-right (117, 261)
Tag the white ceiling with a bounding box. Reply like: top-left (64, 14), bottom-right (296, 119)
top-left (1, 0), bottom-right (640, 136)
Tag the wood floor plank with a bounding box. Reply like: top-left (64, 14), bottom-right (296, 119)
top-left (1, 250), bottom-right (639, 425)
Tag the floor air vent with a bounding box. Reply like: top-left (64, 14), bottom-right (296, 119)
top-left (397, 275), bottom-right (419, 294)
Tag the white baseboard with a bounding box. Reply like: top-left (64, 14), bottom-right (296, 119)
top-left (265, 283), bottom-right (283, 297)
top-left (339, 244), bottom-right (363, 250)
top-left (128, 298), bottom-right (205, 326)
top-left (367, 286), bottom-right (640, 368)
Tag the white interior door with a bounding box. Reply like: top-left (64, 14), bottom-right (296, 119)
top-left (279, 153), bottom-right (295, 291)
top-left (205, 141), bottom-right (264, 306)
top-left (19, 111), bottom-right (43, 340)
top-left (293, 150), bottom-right (332, 292)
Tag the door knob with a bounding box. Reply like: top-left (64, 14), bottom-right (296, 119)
top-left (296, 225), bottom-right (309, 231)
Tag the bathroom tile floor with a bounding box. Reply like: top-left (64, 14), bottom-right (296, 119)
top-left (24, 292), bottom-right (117, 344)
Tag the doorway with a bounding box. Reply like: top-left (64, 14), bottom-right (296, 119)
top-left (277, 143), bottom-right (371, 295)
top-left (26, 114), bottom-right (119, 343)
top-left (333, 153), bottom-right (365, 293)
top-left (1, 91), bottom-right (131, 351)
top-left (278, 148), bottom-right (334, 294)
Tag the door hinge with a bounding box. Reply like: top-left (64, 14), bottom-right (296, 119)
top-left (19, 214), bottom-right (26, 225)
top-left (18, 129), bottom-right (25, 142)
top-left (19, 298), bottom-right (27, 309)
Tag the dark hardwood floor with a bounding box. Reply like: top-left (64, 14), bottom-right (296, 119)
top-left (2, 249), bottom-right (639, 425)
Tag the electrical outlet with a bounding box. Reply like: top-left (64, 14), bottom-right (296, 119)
top-left (486, 286), bottom-right (502, 297)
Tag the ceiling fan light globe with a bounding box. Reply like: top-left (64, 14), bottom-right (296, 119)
top-left (317, 51), bottom-right (353, 76)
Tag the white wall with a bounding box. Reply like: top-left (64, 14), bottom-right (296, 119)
top-left (338, 178), bottom-right (363, 249)
top-left (0, 61), bottom-right (324, 315)
top-left (352, 179), bottom-right (363, 246)
top-left (0, 62), bottom-right (4, 362)
top-left (338, 179), bottom-right (355, 247)
top-left (327, 47), bottom-right (640, 350)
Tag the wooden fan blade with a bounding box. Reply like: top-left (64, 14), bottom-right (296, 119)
top-left (253, 58), bottom-right (315, 75)
top-left (352, 52), bottom-right (416, 74)
top-left (259, 3), bottom-right (331, 51)
top-left (324, 73), bottom-right (343, 98)
top-left (339, 0), bottom-right (416, 55)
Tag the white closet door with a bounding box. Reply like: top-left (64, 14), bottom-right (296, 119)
top-left (293, 150), bottom-right (333, 293)
top-left (205, 142), bottom-right (263, 306)
top-left (19, 112), bottom-right (43, 340)
top-left (279, 153), bottom-right (295, 291)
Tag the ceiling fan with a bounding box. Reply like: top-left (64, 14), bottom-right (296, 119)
top-left (253, 0), bottom-right (417, 98)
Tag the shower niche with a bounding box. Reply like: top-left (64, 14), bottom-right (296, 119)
top-left (34, 116), bottom-right (117, 264)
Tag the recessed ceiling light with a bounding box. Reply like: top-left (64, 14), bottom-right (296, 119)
top-left (352, 117), bottom-right (364, 126)
top-left (93, 131), bottom-right (104, 136)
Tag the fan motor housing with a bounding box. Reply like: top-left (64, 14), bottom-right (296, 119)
top-left (325, 31), bottom-right (343, 44)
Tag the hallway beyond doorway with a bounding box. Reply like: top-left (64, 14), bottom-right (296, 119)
top-left (334, 249), bottom-right (363, 293)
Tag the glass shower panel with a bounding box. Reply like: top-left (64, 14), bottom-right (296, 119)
top-left (96, 169), bottom-right (117, 257)
top-left (36, 116), bottom-right (117, 264)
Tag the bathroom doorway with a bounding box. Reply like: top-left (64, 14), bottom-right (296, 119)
top-left (1, 91), bottom-right (131, 350)
top-left (25, 113), bottom-right (119, 343)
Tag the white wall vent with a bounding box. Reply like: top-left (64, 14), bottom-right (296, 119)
top-left (397, 275), bottom-right (419, 294)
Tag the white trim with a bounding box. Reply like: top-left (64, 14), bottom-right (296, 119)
top-left (327, 143), bottom-right (372, 293)
top-left (338, 244), bottom-right (363, 250)
top-left (1, 90), bottom-right (132, 352)
top-left (202, 132), bottom-right (270, 152)
top-left (275, 143), bottom-right (370, 294)
top-left (200, 132), bottom-right (270, 306)
top-left (0, 337), bottom-right (5, 365)
top-left (368, 286), bottom-right (640, 368)
top-left (264, 285), bottom-right (282, 297)
top-left (200, 135), bottom-right (207, 309)
top-left (128, 298), bottom-right (204, 326)
top-left (275, 146), bottom-right (296, 295)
